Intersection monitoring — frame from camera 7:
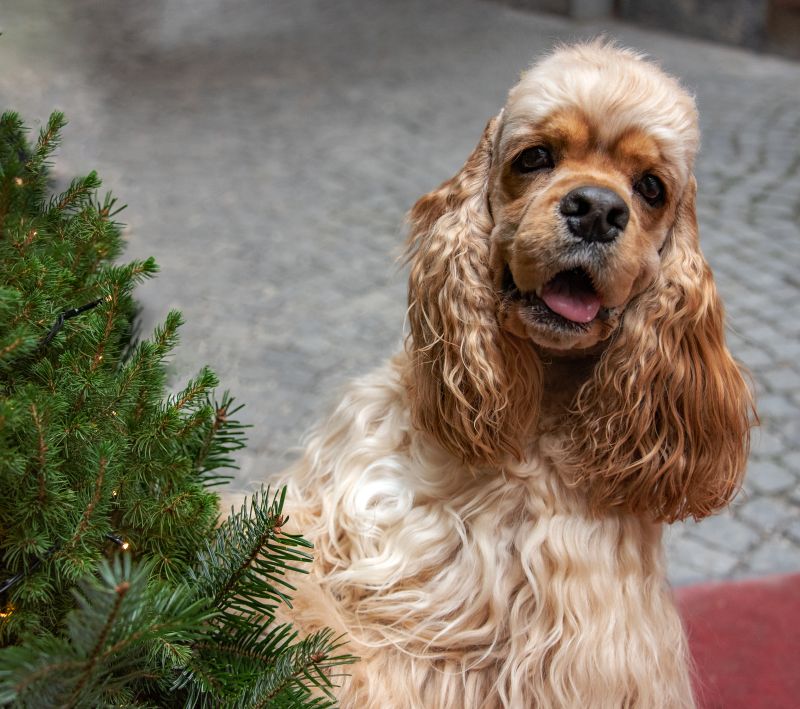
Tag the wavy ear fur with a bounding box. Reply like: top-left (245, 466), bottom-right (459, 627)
top-left (405, 117), bottom-right (540, 465)
top-left (563, 178), bottom-right (756, 522)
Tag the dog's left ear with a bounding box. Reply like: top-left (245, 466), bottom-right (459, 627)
top-left (405, 116), bottom-right (540, 465)
top-left (563, 177), bottom-right (756, 522)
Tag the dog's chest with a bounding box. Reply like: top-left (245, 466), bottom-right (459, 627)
top-left (310, 446), bottom-right (663, 657)
top-left (283, 365), bottom-right (692, 707)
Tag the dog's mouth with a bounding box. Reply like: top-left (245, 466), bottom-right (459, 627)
top-left (502, 265), bottom-right (608, 329)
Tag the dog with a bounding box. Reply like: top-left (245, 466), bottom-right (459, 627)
top-left (279, 41), bottom-right (755, 708)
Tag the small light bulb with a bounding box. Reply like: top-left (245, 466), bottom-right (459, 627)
top-left (121, 541), bottom-right (130, 551)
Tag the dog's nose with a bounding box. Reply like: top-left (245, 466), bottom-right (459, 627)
top-left (560, 186), bottom-right (629, 243)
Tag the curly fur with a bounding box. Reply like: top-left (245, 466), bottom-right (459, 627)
top-left (278, 41), bottom-right (756, 708)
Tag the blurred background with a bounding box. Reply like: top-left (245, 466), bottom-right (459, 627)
top-left (1, 0), bottom-right (798, 586)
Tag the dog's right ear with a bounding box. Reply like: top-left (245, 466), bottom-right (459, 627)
top-left (405, 116), bottom-right (540, 465)
top-left (563, 177), bottom-right (756, 522)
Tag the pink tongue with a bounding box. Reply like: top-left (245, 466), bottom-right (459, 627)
top-left (540, 275), bottom-right (602, 323)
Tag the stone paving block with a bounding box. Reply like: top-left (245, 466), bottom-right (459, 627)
top-left (750, 429), bottom-right (788, 458)
top-left (761, 366), bottom-right (800, 394)
top-left (747, 538), bottom-right (800, 575)
top-left (782, 451), bottom-right (800, 477)
top-left (757, 394), bottom-right (799, 420)
top-left (665, 535), bottom-right (740, 578)
top-left (737, 497), bottom-right (799, 533)
top-left (745, 324), bottom-right (789, 350)
top-left (747, 459), bottom-right (797, 494)
top-left (682, 514), bottom-right (761, 555)
top-left (770, 339), bottom-right (800, 362)
top-left (786, 518), bottom-right (800, 544)
top-left (667, 562), bottom-right (712, 587)
top-left (737, 292), bottom-right (783, 316)
top-left (776, 414), bottom-right (800, 443)
top-left (740, 270), bottom-right (787, 292)
top-left (735, 347), bottom-right (776, 370)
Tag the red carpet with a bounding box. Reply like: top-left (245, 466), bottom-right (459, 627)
top-left (677, 574), bottom-right (800, 709)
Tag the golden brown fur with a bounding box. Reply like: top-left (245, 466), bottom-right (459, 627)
top-left (278, 41), bottom-right (756, 707)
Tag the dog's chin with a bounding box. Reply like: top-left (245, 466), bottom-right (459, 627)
top-left (499, 266), bottom-right (618, 352)
top-left (500, 302), bottom-right (615, 352)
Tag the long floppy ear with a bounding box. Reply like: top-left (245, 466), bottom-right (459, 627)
top-left (405, 116), bottom-right (540, 465)
top-left (563, 177), bottom-right (756, 522)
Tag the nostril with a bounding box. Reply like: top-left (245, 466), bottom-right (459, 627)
top-left (560, 194), bottom-right (591, 217)
top-left (607, 206), bottom-right (629, 231)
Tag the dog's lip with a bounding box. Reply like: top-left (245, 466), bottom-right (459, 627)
top-left (501, 265), bottom-right (611, 326)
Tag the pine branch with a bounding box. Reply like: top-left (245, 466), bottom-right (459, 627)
top-left (190, 487), bottom-right (313, 625)
top-left (0, 556), bottom-right (215, 707)
top-left (50, 172), bottom-right (102, 215)
top-left (29, 403), bottom-right (47, 502)
top-left (90, 288), bottom-right (120, 372)
top-left (65, 573), bottom-right (129, 706)
top-left (69, 455), bottom-right (109, 544)
top-left (193, 393), bottom-right (248, 488)
top-left (180, 488), bottom-right (356, 706)
top-left (245, 628), bottom-right (355, 709)
top-left (26, 112), bottom-right (66, 178)
top-left (0, 112), bottom-right (28, 233)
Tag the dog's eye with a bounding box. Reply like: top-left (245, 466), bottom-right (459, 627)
top-left (512, 147), bottom-right (554, 174)
top-left (634, 174), bottom-right (665, 206)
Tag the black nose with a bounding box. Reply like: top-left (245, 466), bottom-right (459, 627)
top-left (559, 186), bottom-right (630, 243)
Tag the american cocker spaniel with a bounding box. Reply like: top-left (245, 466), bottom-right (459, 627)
top-left (280, 42), bottom-right (755, 708)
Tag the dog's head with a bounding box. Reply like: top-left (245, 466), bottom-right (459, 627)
top-left (492, 44), bottom-right (698, 352)
top-left (406, 42), bottom-right (755, 522)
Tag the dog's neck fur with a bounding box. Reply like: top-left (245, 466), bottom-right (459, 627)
top-left (537, 347), bottom-right (600, 418)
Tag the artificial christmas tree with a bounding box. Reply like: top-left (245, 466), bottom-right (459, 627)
top-left (0, 112), bottom-right (353, 707)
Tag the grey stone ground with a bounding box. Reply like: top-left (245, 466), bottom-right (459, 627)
top-left (1, 0), bottom-right (799, 585)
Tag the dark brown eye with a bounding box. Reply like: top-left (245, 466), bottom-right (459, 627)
top-left (512, 146), bottom-right (554, 174)
top-left (634, 174), bottom-right (665, 206)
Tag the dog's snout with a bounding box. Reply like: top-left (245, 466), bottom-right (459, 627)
top-left (560, 186), bottom-right (629, 244)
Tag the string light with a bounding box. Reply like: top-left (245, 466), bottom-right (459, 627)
top-left (38, 298), bottom-right (105, 349)
top-left (0, 533), bottom-right (129, 602)
top-left (0, 546), bottom-right (58, 595)
top-left (0, 603), bottom-right (14, 619)
top-left (106, 533), bottom-right (130, 551)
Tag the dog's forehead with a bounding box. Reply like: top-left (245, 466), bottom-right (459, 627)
top-left (499, 45), bottom-right (699, 177)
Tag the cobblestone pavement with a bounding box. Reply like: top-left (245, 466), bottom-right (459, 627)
top-left (2, 0), bottom-right (799, 584)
